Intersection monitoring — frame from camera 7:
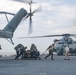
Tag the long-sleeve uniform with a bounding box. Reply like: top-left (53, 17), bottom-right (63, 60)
top-left (45, 45), bottom-right (54, 60)
top-left (64, 46), bottom-right (70, 60)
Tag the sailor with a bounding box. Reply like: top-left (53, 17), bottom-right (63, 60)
top-left (30, 44), bottom-right (41, 59)
top-left (15, 45), bottom-right (27, 59)
top-left (64, 45), bottom-right (70, 60)
top-left (30, 44), bottom-right (37, 51)
top-left (15, 47), bottom-right (21, 59)
top-left (45, 44), bottom-right (55, 60)
top-left (14, 44), bottom-right (23, 59)
top-left (20, 46), bottom-right (27, 59)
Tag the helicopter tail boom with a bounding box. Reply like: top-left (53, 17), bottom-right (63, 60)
top-left (3, 8), bottom-right (27, 33)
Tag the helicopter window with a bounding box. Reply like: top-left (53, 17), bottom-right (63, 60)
top-left (68, 38), bottom-right (72, 44)
top-left (57, 42), bottom-right (64, 44)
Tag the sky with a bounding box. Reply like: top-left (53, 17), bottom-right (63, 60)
top-left (0, 0), bottom-right (76, 56)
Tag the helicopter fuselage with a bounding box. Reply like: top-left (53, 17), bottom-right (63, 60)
top-left (54, 37), bottom-right (76, 55)
top-left (0, 30), bottom-right (13, 38)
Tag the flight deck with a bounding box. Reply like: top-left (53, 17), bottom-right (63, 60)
top-left (0, 56), bottom-right (76, 75)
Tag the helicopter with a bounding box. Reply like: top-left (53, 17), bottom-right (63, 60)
top-left (0, 8), bottom-right (27, 45)
top-left (53, 34), bottom-right (76, 55)
top-left (0, 0), bottom-right (40, 45)
top-left (18, 33), bottom-right (76, 55)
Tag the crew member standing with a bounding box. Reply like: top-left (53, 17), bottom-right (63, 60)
top-left (45, 44), bottom-right (55, 60)
top-left (64, 45), bottom-right (70, 60)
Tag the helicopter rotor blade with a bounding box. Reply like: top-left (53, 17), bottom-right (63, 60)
top-left (11, 0), bottom-right (36, 4)
top-left (32, 5), bottom-right (42, 14)
top-left (62, 34), bottom-right (76, 37)
top-left (18, 34), bottom-right (63, 39)
top-left (11, 0), bottom-right (41, 34)
top-left (28, 0), bottom-right (32, 34)
top-left (28, 2), bottom-right (41, 34)
top-left (28, 14), bottom-right (32, 34)
top-left (18, 34), bottom-right (76, 39)
top-left (70, 34), bottom-right (76, 36)
top-left (11, 0), bottom-right (29, 4)
top-left (23, 6), bottom-right (41, 34)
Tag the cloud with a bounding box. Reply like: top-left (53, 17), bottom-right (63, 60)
top-left (0, 0), bottom-right (76, 55)
top-left (40, 3), bottom-right (76, 29)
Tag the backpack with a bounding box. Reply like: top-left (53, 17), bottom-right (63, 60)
top-left (14, 44), bottom-right (23, 50)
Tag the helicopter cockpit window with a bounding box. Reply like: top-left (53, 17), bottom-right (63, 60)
top-left (68, 38), bottom-right (72, 44)
top-left (57, 41), bottom-right (65, 44)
